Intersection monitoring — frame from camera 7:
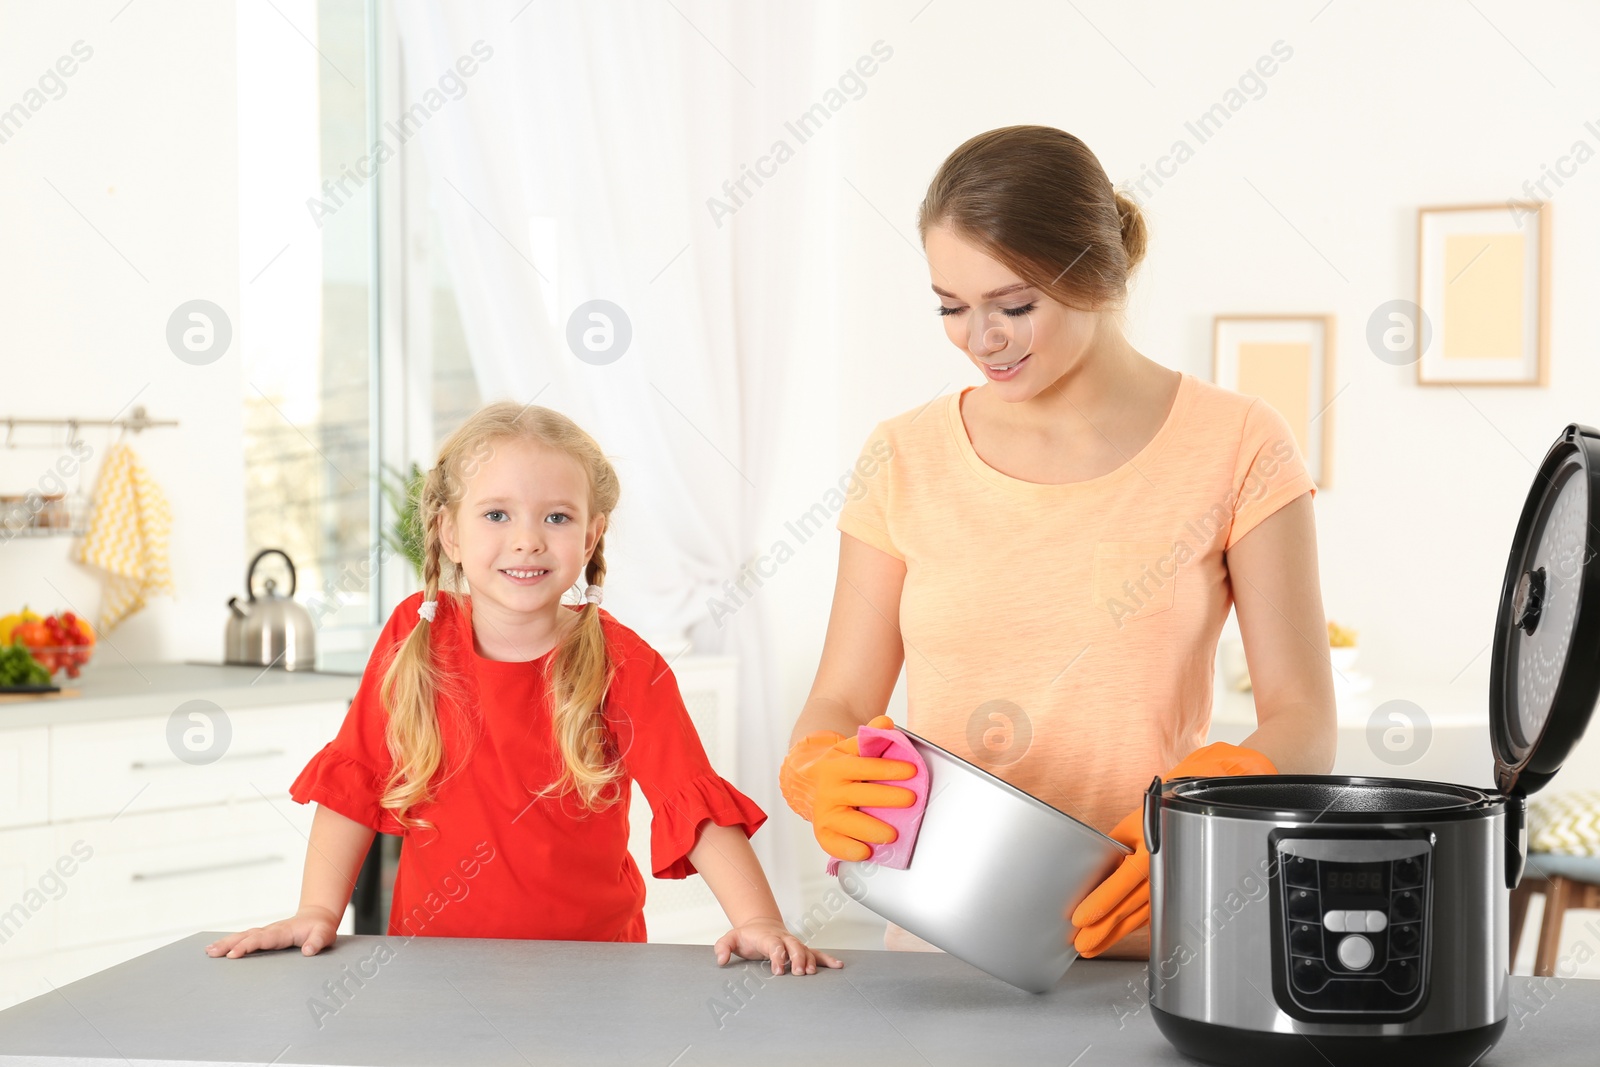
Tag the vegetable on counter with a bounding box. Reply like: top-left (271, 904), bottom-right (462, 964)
top-left (0, 643), bottom-right (52, 688)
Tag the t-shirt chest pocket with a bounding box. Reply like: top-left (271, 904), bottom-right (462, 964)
top-left (1091, 540), bottom-right (1179, 626)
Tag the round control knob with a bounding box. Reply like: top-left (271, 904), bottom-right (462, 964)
top-left (1337, 934), bottom-right (1375, 971)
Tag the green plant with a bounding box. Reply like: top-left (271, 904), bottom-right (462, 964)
top-left (378, 461), bottom-right (426, 580)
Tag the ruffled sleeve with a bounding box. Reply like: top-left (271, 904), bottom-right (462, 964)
top-left (612, 638), bottom-right (769, 879)
top-left (646, 772), bottom-right (768, 879)
top-left (290, 743), bottom-right (406, 836)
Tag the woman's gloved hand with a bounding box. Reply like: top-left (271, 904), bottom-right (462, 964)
top-left (1068, 742), bottom-right (1277, 958)
top-left (779, 714), bottom-right (918, 862)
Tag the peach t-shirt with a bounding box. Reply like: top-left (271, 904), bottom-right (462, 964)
top-left (836, 372), bottom-right (1317, 955)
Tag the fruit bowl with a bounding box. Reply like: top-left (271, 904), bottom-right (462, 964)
top-left (23, 644), bottom-right (94, 678)
top-left (0, 609), bottom-right (97, 679)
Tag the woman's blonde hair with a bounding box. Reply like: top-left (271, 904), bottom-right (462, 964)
top-left (378, 402), bottom-right (624, 829)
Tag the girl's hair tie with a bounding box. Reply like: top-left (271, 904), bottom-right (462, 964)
top-left (583, 584), bottom-right (603, 606)
top-left (418, 598), bottom-right (438, 622)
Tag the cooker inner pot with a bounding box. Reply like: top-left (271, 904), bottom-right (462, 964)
top-left (1170, 777), bottom-right (1487, 814)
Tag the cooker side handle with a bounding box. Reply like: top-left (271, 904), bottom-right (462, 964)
top-left (1505, 794), bottom-right (1527, 890)
top-left (1143, 775), bottom-right (1163, 856)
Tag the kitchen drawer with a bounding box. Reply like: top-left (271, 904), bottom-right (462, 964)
top-left (0, 824), bottom-right (61, 959)
top-left (53, 799), bottom-right (313, 949)
top-left (50, 700), bottom-right (346, 822)
top-left (0, 728), bottom-right (49, 829)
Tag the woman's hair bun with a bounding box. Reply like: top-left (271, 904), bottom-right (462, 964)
top-left (1113, 190), bottom-right (1147, 274)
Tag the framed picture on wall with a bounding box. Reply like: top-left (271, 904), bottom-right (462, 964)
top-left (1416, 201), bottom-right (1550, 386)
top-left (1212, 314), bottom-right (1336, 488)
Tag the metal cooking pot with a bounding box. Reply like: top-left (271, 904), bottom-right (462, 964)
top-left (1143, 423), bottom-right (1600, 1066)
top-left (224, 548), bottom-right (317, 671)
top-left (834, 729), bottom-right (1131, 993)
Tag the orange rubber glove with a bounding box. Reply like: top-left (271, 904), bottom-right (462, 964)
top-left (1069, 741), bottom-right (1277, 958)
top-left (779, 714), bottom-right (918, 862)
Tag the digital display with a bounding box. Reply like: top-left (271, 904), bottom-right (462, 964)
top-left (1324, 864), bottom-right (1386, 894)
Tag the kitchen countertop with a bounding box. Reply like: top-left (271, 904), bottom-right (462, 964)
top-left (0, 933), bottom-right (1593, 1066)
top-left (0, 662), bottom-right (362, 728)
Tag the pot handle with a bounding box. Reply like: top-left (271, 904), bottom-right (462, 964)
top-left (1505, 793), bottom-right (1527, 890)
top-left (1143, 775), bottom-right (1163, 856)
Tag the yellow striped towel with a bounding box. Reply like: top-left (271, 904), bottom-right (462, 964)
top-left (70, 442), bottom-right (176, 633)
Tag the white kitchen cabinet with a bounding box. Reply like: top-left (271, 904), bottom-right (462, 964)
top-left (53, 799), bottom-right (315, 949)
top-left (50, 703), bottom-right (343, 822)
top-left (0, 824), bottom-right (60, 960)
top-left (0, 727), bottom-right (48, 829)
top-left (0, 665), bottom-right (359, 1009)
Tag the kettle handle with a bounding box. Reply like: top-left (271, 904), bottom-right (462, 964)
top-left (245, 548), bottom-right (297, 599)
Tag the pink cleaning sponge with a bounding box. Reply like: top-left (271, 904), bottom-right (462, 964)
top-left (824, 725), bottom-right (930, 876)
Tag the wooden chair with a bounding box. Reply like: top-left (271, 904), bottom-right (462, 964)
top-left (1510, 852), bottom-right (1600, 976)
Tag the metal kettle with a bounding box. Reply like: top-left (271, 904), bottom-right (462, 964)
top-left (224, 548), bottom-right (317, 671)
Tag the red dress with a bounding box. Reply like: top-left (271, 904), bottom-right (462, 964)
top-left (289, 590), bottom-right (766, 942)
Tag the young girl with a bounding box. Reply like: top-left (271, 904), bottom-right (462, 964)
top-left (207, 402), bottom-right (838, 977)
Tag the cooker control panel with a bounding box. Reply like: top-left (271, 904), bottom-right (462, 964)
top-left (1270, 836), bottom-right (1432, 1019)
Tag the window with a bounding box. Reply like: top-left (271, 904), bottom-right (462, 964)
top-left (239, 0), bottom-right (377, 645)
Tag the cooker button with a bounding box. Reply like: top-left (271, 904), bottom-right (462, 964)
top-left (1323, 910), bottom-right (1346, 932)
top-left (1393, 891), bottom-right (1421, 922)
top-left (1346, 910), bottom-right (1369, 932)
top-left (1386, 957), bottom-right (1420, 994)
top-left (1290, 923), bottom-right (1322, 957)
top-left (1293, 957), bottom-right (1331, 993)
top-left (1288, 889), bottom-right (1319, 921)
top-left (1390, 923), bottom-right (1420, 957)
top-left (1393, 857), bottom-right (1424, 888)
top-left (1365, 910), bottom-right (1387, 932)
top-left (1337, 934), bottom-right (1375, 971)
top-left (1284, 854), bottom-right (1318, 888)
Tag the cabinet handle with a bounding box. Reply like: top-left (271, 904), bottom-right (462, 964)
top-left (129, 747), bottom-right (287, 771)
top-left (131, 854), bottom-right (285, 882)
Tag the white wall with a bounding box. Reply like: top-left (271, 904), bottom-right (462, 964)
top-left (6, 0), bottom-right (1600, 915)
top-left (762, 0), bottom-right (1600, 784)
top-left (0, 0), bottom-right (241, 664)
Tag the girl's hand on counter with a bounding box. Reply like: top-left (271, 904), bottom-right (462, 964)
top-left (713, 917), bottom-right (843, 976)
top-left (204, 905), bottom-right (341, 959)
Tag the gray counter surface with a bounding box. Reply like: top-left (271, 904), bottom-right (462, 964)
top-left (0, 933), bottom-right (1592, 1066)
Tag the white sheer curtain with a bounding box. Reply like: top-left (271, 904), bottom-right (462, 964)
top-left (393, 0), bottom-right (842, 922)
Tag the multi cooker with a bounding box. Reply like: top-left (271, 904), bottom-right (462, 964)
top-left (1144, 423), bottom-right (1600, 1066)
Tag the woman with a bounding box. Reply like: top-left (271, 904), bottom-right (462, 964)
top-left (779, 125), bottom-right (1337, 960)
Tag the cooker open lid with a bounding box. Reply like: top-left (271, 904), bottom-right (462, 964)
top-left (1490, 423), bottom-right (1600, 796)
